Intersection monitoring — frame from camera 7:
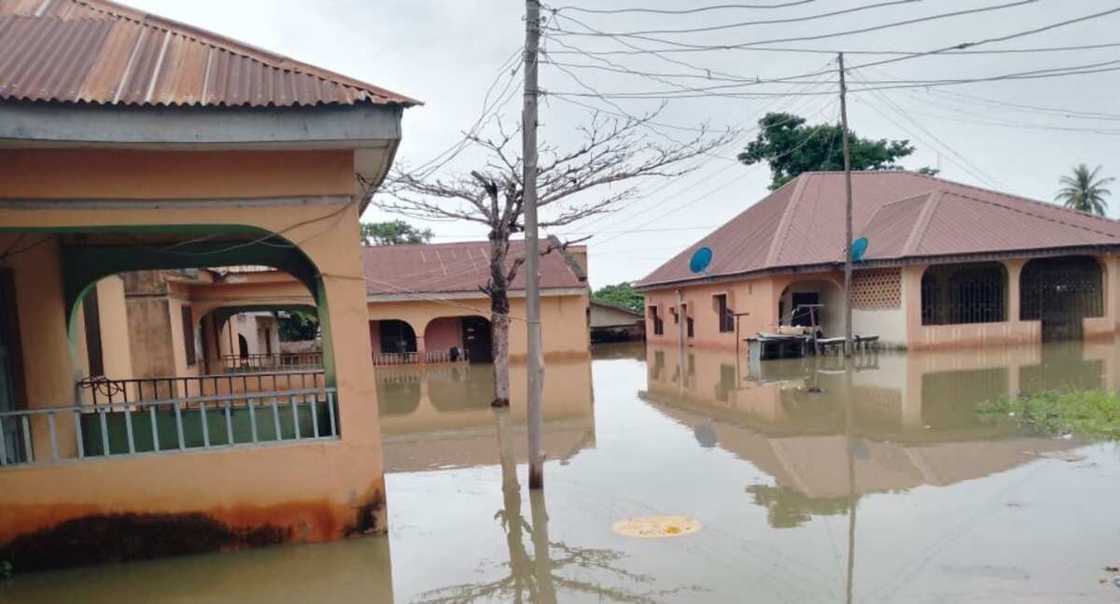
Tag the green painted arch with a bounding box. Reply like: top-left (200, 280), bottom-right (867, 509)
top-left (39, 223), bottom-right (337, 388)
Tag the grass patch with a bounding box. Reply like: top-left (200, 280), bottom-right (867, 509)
top-left (978, 390), bottom-right (1120, 439)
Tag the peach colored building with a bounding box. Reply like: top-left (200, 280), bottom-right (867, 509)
top-left (362, 241), bottom-right (591, 364)
top-left (637, 172), bottom-right (1120, 351)
top-left (0, 0), bottom-right (416, 571)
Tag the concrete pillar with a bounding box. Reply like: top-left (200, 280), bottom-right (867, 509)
top-left (1004, 258), bottom-right (1025, 323)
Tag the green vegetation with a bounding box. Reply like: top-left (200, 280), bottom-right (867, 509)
top-left (278, 310), bottom-right (318, 341)
top-left (360, 220), bottom-right (434, 245)
top-left (738, 112), bottom-right (938, 190)
top-left (1, 559), bottom-right (12, 579)
top-left (592, 282), bottom-right (643, 313)
top-left (1055, 163), bottom-right (1113, 216)
top-left (978, 390), bottom-right (1120, 438)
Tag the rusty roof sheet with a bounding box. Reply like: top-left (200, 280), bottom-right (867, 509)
top-left (363, 241), bottom-right (587, 297)
top-left (637, 171), bottom-right (1120, 289)
top-left (0, 0), bottom-right (418, 107)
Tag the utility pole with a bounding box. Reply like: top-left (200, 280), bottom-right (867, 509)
top-left (838, 52), bottom-right (854, 358)
top-left (523, 0), bottom-right (545, 490)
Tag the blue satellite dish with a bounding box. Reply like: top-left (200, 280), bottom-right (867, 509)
top-left (851, 237), bottom-right (869, 263)
top-left (689, 246), bottom-right (713, 274)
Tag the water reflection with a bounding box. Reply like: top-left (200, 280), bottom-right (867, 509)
top-left (642, 342), bottom-right (1100, 520)
top-left (416, 408), bottom-right (685, 604)
top-left (377, 359), bottom-right (596, 472)
top-left (5, 343), bottom-right (1119, 602)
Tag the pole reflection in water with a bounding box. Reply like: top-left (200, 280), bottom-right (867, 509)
top-left (417, 405), bottom-right (680, 603)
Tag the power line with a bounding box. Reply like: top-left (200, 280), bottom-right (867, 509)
top-left (546, 58), bottom-right (1120, 99)
top-left (548, 1), bottom-right (1039, 53)
top-left (544, 3), bottom-right (1120, 92)
top-left (550, 1), bottom-right (819, 15)
top-left (848, 68), bottom-right (1002, 188)
top-left (545, 41), bottom-right (1120, 58)
top-left (898, 91), bottom-right (1120, 135)
top-left (592, 104), bottom-right (843, 247)
top-left (552, 0), bottom-right (922, 37)
top-left (559, 78), bottom-right (838, 237)
top-left (927, 89), bottom-right (1120, 121)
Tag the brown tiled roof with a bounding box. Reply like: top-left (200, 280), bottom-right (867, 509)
top-left (362, 241), bottom-right (587, 297)
top-left (636, 171), bottom-right (1120, 289)
top-left (0, 0), bottom-right (418, 107)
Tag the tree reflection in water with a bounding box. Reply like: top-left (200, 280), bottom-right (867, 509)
top-left (416, 408), bottom-right (701, 604)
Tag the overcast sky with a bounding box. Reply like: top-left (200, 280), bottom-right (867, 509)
top-left (119, 0), bottom-right (1120, 288)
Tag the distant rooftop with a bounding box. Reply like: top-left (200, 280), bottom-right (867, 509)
top-left (637, 171), bottom-right (1120, 290)
top-left (363, 241), bottom-right (587, 298)
top-left (0, 0), bottom-right (419, 107)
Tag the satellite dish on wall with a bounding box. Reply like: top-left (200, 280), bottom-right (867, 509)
top-left (851, 237), bottom-right (869, 263)
top-left (689, 246), bottom-right (713, 274)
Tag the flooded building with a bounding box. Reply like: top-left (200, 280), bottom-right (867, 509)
top-left (589, 300), bottom-right (645, 343)
top-left (637, 171), bottom-right (1120, 350)
top-left (0, 0), bottom-right (417, 570)
top-left (363, 241), bottom-right (591, 364)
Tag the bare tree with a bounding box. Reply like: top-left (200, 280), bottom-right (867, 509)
top-left (381, 112), bottom-right (726, 406)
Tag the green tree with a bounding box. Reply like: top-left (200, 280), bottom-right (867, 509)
top-left (738, 112), bottom-right (918, 190)
top-left (277, 310), bottom-right (318, 341)
top-left (360, 220), bottom-right (434, 245)
top-left (592, 282), bottom-right (643, 313)
top-left (1055, 163), bottom-right (1113, 216)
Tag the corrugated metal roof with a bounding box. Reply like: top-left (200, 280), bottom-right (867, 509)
top-left (0, 0), bottom-right (419, 107)
top-left (363, 241), bottom-right (587, 297)
top-left (637, 171), bottom-right (1120, 289)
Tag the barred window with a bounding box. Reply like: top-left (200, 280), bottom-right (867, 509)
top-left (1020, 256), bottom-right (1103, 321)
top-left (921, 262), bottom-right (1007, 325)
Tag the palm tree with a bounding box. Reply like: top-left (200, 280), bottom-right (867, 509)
top-left (1056, 164), bottom-right (1114, 216)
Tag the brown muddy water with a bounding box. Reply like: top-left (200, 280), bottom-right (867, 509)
top-left (4, 341), bottom-right (1120, 603)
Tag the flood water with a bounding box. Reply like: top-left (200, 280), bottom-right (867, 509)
top-left (4, 341), bottom-right (1120, 603)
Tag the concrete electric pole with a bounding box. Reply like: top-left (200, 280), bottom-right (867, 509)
top-left (838, 53), bottom-right (854, 358)
top-left (523, 0), bottom-right (544, 490)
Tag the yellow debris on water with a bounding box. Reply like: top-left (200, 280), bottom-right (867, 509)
top-left (611, 515), bottom-right (701, 538)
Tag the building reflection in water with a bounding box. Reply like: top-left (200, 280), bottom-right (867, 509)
top-left (642, 341), bottom-right (1111, 526)
top-left (645, 340), bottom-right (1112, 603)
top-left (415, 406), bottom-right (700, 604)
top-left (376, 359), bottom-right (597, 473)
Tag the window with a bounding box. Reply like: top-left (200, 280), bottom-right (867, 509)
top-left (714, 294), bottom-right (734, 333)
top-left (181, 305), bottom-right (196, 365)
top-left (921, 263), bottom-right (1006, 325)
top-left (648, 306), bottom-right (664, 336)
top-left (82, 287), bottom-right (104, 376)
top-left (684, 304), bottom-right (694, 338)
top-left (1020, 256), bottom-right (1103, 321)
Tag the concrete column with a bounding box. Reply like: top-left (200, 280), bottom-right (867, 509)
top-left (1004, 259), bottom-right (1025, 323)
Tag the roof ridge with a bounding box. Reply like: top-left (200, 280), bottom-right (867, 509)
top-left (764, 174), bottom-right (810, 266)
top-left (67, 0), bottom-right (420, 105)
top-left (908, 170), bottom-right (1120, 227)
top-left (902, 191), bottom-right (941, 256)
top-left (942, 188), bottom-right (1120, 240)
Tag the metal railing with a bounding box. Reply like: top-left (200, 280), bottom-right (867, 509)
top-left (0, 388), bottom-right (339, 469)
top-left (372, 350), bottom-right (470, 366)
top-left (221, 352), bottom-right (323, 372)
top-left (78, 370), bottom-right (325, 406)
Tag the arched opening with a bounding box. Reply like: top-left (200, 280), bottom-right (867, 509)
top-left (777, 279), bottom-right (844, 337)
top-left (378, 320), bottom-right (418, 354)
top-left (422, 315), bottom-right (492, 363)
top-left (237, 334), bottom-right (249, 358)
top-left (1020, 255), bottom-right (1103, 341)
top-left (920, 262), bottom-right (1007, 325)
